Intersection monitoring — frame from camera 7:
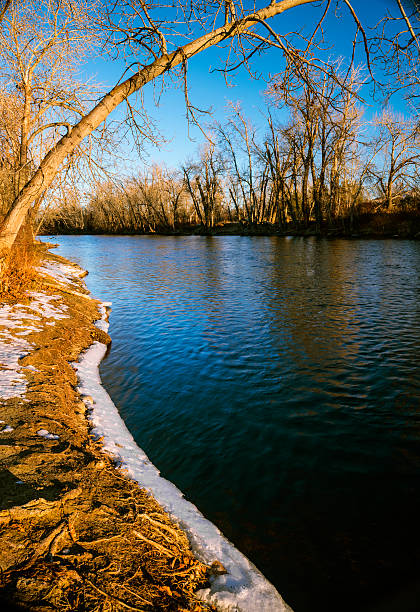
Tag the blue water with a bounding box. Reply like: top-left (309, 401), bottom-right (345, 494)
top-left (47, 235), bottom-right (420, 611)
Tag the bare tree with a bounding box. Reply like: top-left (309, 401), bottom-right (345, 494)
top-left (183, 144), bottom-right (224, 230)
top-left (371, 110), bottom-right (419, 208)
top-left (0, 0), bottom-right (115, 243)
top-left (59, 166), bottom-right (191, 234)
top-left (370, 0), bottom-right (419, 113)
top-left (263, 116), bottom-right (295, 226)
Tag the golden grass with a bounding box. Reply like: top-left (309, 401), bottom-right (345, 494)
top-left (0, 235), bottom-right (43, 302)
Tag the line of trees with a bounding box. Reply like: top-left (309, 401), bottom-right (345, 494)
top-left (41, 91), bottom-right (419, 235)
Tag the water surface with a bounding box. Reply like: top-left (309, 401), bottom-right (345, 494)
top-left (48, 235), bottom-right (420, 612)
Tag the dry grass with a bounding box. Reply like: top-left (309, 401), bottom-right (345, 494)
top-left (0, 234), bottom-right (43, 302)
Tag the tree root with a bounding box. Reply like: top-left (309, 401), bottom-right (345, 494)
top-left (84, 578), bottom-right (147, 611)
top-left (132, 530), bottom-right (175, 557)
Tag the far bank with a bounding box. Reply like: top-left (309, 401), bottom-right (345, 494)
top-left (40, 209), bottom-right (420, 240)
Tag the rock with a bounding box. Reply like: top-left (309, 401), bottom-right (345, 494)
top-left (75, 400), bottom-right (86, 415)
top-left (80, 394), bottom-right (94, 405)
top-left (209, 560), bottom-right (228, 576)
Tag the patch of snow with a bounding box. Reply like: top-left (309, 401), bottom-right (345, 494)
top-left (15, 328), bottom-right (40, 336)
top-left (95, 319), bottom-right (108, 332)
top-left (94, 304), bottom-right (110, 332)
top-left (0, 425), bottom-right (14, 433)
top-left (0, 329), bottom-right (32, 399)
top-left (0, 267), bottom-right (69, 400)
top-left (37, 429), bottom-right (60, 440)
top-left (28, 292), bottom-right (68, 320)
top-left (74, 304), bottom-right (292, 612)
top-left (37, 260), bottom-right (86, 287)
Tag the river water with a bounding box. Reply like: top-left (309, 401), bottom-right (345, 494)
top-left (46, 235), bottom-right (420, 612)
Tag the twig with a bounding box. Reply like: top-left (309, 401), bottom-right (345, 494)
top-left (38, 279), bottom-right (93, 300)
top-left (78, 534), bottom-right (127, 547)
top-left (121, 584), bottom-right (153, 606)
top-left (85, 578), bottom-right (147, 611)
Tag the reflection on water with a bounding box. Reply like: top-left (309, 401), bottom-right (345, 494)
top-left (49, 235), bottom-right (420, 612)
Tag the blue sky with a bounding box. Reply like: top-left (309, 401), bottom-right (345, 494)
top-left (84, 0), bottom-right (414, 175)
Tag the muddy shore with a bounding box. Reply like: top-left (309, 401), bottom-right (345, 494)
top-left (0, 248), bottom-right (217, 611)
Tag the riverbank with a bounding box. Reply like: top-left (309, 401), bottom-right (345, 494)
top-left (0, 245), bottom-right (291, 611)
top-left (40, 209), bottom-right (420, 239)
top-left (0, 246), bottom-right (216, 611)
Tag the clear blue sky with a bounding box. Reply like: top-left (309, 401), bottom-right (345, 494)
top-left (83, 0), bottom-right (413, 176)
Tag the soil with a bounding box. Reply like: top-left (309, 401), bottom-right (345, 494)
top-left (0, 247), bottom-right (216, 612)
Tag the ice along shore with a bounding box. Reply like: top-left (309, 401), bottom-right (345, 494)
top-left (0, 247), bottom-right (292, 612)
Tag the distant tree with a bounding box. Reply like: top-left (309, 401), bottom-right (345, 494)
top-left (66, 166), bottom-right (190, 234)
top-left (371, 111), bottom-right (419, 208)
top-left (183, 145), bottom-right (224, 230)
top-left (267, 67), bottom-right (367, 227)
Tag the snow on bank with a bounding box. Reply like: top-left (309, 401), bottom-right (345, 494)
top-left (1, 255), bottom-right (291, 610)
top-left (0, 290), bottom-right (68, 400)
top-left (37, 428), bottom-right (60, 440)
top-left (37, 259), bottom-right (86, 289)
top-left (74, 304), bottom-right (293, 612)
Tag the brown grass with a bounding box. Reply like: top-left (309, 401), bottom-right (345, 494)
top-left (0, 234), bottom-right (43, 302)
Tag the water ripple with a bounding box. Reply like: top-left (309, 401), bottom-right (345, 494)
top-left (49, 235), bottom-right (420, 612)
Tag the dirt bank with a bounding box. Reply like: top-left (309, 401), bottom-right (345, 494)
top-left (0, 246), bottom-right (215, 611)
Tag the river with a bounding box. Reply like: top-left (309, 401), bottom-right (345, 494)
top-left (45, 235), bottom-right (420, 612)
